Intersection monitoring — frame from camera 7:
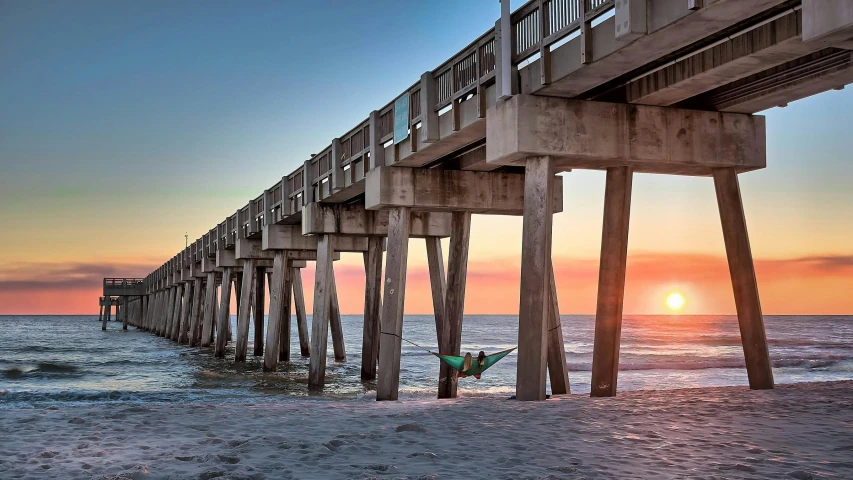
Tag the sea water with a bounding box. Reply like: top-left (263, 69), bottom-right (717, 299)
top-left (1, 314), bottom-right (851, 408)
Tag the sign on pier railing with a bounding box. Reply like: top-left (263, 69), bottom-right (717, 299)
top-left (393, 94), bottom-right (409, 145)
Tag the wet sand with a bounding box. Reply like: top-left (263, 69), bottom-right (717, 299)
top-left (2, 381), bottom-right (853, 479)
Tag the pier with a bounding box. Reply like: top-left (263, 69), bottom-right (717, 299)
top-left (104, 0), bottom-right (853, 400)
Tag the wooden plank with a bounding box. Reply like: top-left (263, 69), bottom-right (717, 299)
top-left (377, 207), bottom-right (411, 401)
top-left (235, 259), bottom-right (256, 362)
top-left (329, 272), bottom-right (346, 362)
top-left (590, 166), bottom-right (633, 397)
top-left (361, 236), bottom-right (383, 381)
top-left (309, 235), bottom-right (335, 387)
top-left (253, 266), bottom-right (265, 356)
top-left (292, 268), bottom-right (310, 357)
top-left (214, 267), bottom-right (233, 358)
top-left (516, 156), bottom-right (553, 401)
top-left (201, 273), bottom-right (217, 347)
top-left (713, 168), bottom-right (774, 390)
top-left (439, 211), bottom-right (472, 399)
top-left (547, 261), bottom-right (570, 394)
top-left (262, 251), bottom-right (286, 372)
top-left (279, 263), bottom-right (294, 362)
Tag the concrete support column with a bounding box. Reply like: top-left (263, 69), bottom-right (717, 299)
top-left (122, 297), bottom-right (129, 330)
top-left (101, 299), bottom-right (109, 331)
top-left (170, 284), bottom-right (183, 341)
top-left (263, 251), bottom-right (287, 372)
top-left (201, 273), bottom-right (217, 347)
top-left (308, 235), bottom-right (335, 388)
top-left (98, 300), bottom-right (104, 324)
top-left (253, 266), bottom-right (266, 356)
top-left (361, 237), bottom-right (383, 381)
top-left (186, 280), bottom-right (202, 345)
top-left (292, 268), bottom-right (310, 357)
top-left (279, 265), bottom-right (294, 362)
top-left (142, 295), bottom-right (149, 332)
top-left (214, 267), bottom-right (233, 357)
top-left (713, 168), bottom-right (774, 390)
top-left (377, 207), bottom-right (411, 401)
top-left (178, 283), bottom-right (193, 343)
top-left (547, 263), bottom-right (571, 394)
top-left (438, 212), bottom-right (472, 399)
top-left (235, 259), bottom-right (256, 362)
top-left (516, 156), bottom-right (553, 401)
top-left (329, 274), bottom-right (346, 362)
top-left (591, 166), bottom-right (633, 397)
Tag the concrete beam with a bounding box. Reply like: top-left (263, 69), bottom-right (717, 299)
top-left (627, 10), bottom-right (819, 106)
top-left (302, 203), bottom-right (452, 237)
top-left (235, 238), bottom-right (274, 260)
top-left (262, 224), bottom-right (369, 252)
top-left (487, 95), bottom-right (765, 176)
top-left (521, 0), bottom-right (789, 98)
top-left (217, 248), bottom-right (273, 269)
top-left (803, 0), bottom-right (853, 48)
top-left (365, 166), bottom-right (563, 215)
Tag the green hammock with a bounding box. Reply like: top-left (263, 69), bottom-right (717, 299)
top-left (433, 348), bottom-right (515, 379)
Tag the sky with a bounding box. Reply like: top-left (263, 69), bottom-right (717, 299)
top-left (1, 0), bottom-right (852, 316)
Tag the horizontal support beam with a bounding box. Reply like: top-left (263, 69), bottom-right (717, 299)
top-left (302, 203), bottom-right (452, 237)
top-left (487, 95), bottom-right (765, 176)
top-left (262, 224), bottom-right (369, 252)
top-left (217, 249), bottom-right (273, 269)
top-left (365, 166), bottom-right (563, 215)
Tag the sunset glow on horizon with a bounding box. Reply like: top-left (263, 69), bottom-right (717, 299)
top-left (1, 1), bottom-right (852, 317)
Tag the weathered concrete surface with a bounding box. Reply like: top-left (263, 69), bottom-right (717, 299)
top-left (365, 166), bottom-right (563, 215)
top-left (235, 238), bottom-right (275, 260)
top-left (521, 0), bottom-right (790, 98)
top-left (262, 224), bottom-right (368, 252)
top-left (487, 95), bottom-right (765, 176)
top-left (803, 0), bottom-right (853, 48)
top-left (627, 10), bottom-right (821, 106)
top-left (302, 203), bottom-right (451, 237)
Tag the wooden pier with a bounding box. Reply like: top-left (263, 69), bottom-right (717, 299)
top-left (103, 0), bottom-right (853, 400)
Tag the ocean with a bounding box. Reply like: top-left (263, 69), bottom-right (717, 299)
top-left (1, 314), bottom-right (851, 409)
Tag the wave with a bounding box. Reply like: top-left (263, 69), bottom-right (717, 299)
top-left (2, 362), bottom-right (80, 379)
top-left (564, 356), bottom-right (851, 372)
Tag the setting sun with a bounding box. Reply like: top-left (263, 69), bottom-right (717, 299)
top-left (666, 292), bottom-right (686, 312)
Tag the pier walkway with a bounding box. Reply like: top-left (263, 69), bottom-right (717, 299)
top-left (104, 0), bottom-right (853, 400)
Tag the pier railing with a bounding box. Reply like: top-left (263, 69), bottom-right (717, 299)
top-left (144, 0), bottom-right (616, 287)
top-left (103, 278), bottom-right (146, 296)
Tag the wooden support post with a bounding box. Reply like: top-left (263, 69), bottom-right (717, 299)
top-left (187, 278), bottom-right (202, 347)
top-left (329, 273), bottom-right (346, 362)
top-left (309, 235), bottom-right (335, 388)
top-left (516, 156), bottom-right (553, 401)
top-left (253, 266), bottom-right (266, 356)
top-left (102, 298), bottom-right (110, 331)
top-left (214, 267), bottom-right (233, 358)
top-left (235, 259), bottom-right (256, 362)
top-left (547, 262), bottom-right (571, 394)
top-left (377, 207), bottom-right (411, 401)
top-left (201, 273), bottom-right (217, 347)
top-left (713, 168), bottom-right (774, 390)
top-left (98, 300), bottom-right (104, 324)
top-left (591, 166), bottom-right (633, 397)
top-left (292, 268), bottom-right (310, 357)
top-left (361, 237), bottom-right (383, 381)
top-left (279, 264), bottom-right (294, 362)
top-left (440, 212), bottom-right (472, 399)
top-left (263, 251), bottom-right (286, 372)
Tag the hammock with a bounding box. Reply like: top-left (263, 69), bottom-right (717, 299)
top-left (433, 348), bottom-right (515, 379)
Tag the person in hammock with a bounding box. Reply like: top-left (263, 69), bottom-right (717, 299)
top-left (458, 351), bottom-right (488, 379)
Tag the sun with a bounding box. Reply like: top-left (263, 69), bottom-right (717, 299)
top-left (666, 292), bottom-right (686, 312)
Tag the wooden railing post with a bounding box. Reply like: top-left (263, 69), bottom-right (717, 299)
top-left (580, 0), bottom-right (593, 64)
top-left (368, 110), bottom-right (385, 170)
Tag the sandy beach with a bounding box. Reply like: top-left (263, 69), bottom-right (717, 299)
top-left (1, 381), bottom-right (851, 479)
